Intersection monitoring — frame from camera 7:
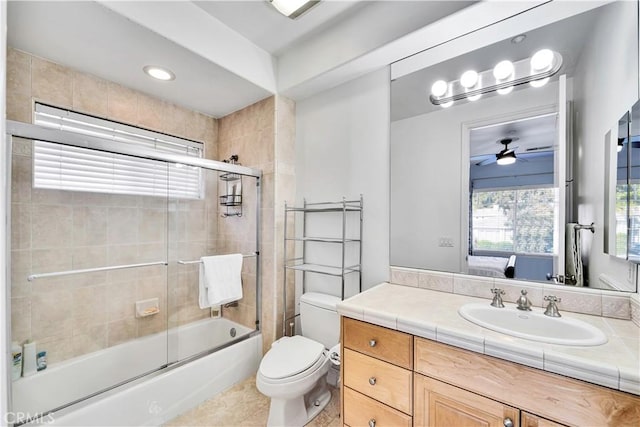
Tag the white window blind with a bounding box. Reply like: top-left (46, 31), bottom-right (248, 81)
top-left (33, 103), bottom-right (203, 199)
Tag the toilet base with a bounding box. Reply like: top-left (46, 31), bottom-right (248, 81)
top-left (266, 377), bottom-right (331, 427)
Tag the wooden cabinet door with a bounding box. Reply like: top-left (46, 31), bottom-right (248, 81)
top-left (521, 412), bottom-right (567, 427)
top-left (414, 374), bottom-right (519, 427)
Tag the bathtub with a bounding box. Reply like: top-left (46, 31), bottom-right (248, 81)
top-left (13, 318), bottom-right (261, 426)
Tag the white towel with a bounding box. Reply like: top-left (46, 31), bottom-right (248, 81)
top-left (198, 254), bottom-right (243, 309)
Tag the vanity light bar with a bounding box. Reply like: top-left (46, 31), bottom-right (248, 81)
top-left (429, 50), bottom-right (563, 106)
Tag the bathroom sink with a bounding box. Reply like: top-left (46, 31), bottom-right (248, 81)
top-left (458, 303), bottom-right (607, 346)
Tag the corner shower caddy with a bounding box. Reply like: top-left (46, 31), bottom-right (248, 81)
top-left (219, 155), bottom-right (242, 217)
top-left (282, 196), bottom-right (363, 335)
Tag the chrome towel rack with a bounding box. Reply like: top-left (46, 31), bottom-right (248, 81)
top-left (177, 252), bottom-right (258, 265)
top-left (27, 261), bottom-right (168, 281)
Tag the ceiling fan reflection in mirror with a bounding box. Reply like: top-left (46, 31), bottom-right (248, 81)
top-left (472, 137), bottom-right (552, 166)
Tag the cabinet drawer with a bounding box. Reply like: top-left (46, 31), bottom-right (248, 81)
top-left (344, 386), bottom-right (412, 427)
top-left (343, 348), bottom-right (412, 414)
top-left (343, 317), bottom-right (413, 369)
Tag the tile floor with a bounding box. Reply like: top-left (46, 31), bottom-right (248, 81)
top-left (164, 376), bottom-right (341, 427)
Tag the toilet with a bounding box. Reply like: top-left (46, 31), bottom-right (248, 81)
top-left (256, 292), bottom-right (341, 427)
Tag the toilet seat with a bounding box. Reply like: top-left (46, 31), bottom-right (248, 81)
top-left (259, 336), bottom-right (325, 381)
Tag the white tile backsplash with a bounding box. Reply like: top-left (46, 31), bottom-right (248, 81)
top-left (389, 267), bottom-right (637, 321)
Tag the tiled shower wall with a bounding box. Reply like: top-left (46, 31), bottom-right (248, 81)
top-left (218, 96), bottom-right (296, 353)
top-left (7, 47), bottom-right (220, 364)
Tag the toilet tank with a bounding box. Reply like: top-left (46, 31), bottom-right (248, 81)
top-left (299, 292), bottom-right (341, 349)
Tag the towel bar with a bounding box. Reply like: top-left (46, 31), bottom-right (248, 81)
top-left (178, 252), bottom-right (258, 265)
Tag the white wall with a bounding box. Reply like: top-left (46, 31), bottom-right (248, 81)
top-left (1, 1), bottom-right (9, 424)
top-left (390, 82), bottom-right (559, 273)
top-left (295, 67), bottom-right (390, 294)
top-left (573, 1), bottom-right (639, 292)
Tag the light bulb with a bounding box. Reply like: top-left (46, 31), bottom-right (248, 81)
top-left (460, 70), bottom-right (479, 89)
top-left (497, 86), bottom-right (514, 95)
top-left (531, 49), bottom-right (554, 72)
top-left (431, 80), bottom-right (448, 98)
top-left (467, 94), bottom-right (482, 101)
top-left (530, 77), bottom-right (550, 88)
top-left (617, 144), bottom-right (623, 153)
top-left (440, 100), bottom-right (454, 109)
top-left (497, 156), bottom-right (516, 165)
top-left (493, 60), bottom-right (514, 81)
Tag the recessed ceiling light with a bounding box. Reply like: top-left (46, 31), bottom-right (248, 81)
top-left (511, 34), bottom-right (527, 44)
top-left (143, 65), bottom-right (175, 81)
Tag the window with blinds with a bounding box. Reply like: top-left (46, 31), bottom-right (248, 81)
top-left (33, 103), bottom-right (203, 199)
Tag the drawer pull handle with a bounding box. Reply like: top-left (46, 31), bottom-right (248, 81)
top-left (369, 339), bottom-right (377, 347)
top-left (369, 419), bottom-right (376, 427)
top-left (503, 417), bottom-right (514, 427)
top-left (369, 377), bottom-right (377, 386)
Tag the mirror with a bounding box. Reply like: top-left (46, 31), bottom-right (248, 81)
top-left (390, 1), bottom-right (639, 290)
top-left (609, 100), bottom-right (640, 261)
top-left (606, 110), bottom-right (631, 259)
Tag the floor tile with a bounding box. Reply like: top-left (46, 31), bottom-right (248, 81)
top-left (163, 375), bottom-right (340, 427)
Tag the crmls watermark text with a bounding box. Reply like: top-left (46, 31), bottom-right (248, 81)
top-left (4, 412), bottom-right (55, 425)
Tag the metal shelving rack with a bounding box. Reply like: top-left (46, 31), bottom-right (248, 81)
top-left (282, 196), bottom-right (363, 336)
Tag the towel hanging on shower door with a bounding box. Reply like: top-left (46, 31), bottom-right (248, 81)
top-left (198, 254), bottom-right (243, 308)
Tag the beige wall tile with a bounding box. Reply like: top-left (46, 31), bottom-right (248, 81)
top-left (73, 206), bottom-right (108, 246)
top-left (11, 203), bottom-right (31, 250)
top-left (72, 285), bottom-right (108, 327)
top-left (31, 290), bottom-right (74, 341)
top-left (107, 319), bottom-right (137, 346)
top-left (163, 103), bottom-right (189, 138)
top-left (31, 204), bottom-right (73, 249)
top-left (32, 56), bottom-right (73, 108)
top-left (107, 82), bottom-right (138, 123)
top-left (11, 296), bottom-right (32, 343)
top-left (72, 324), bottom-right (108, 356)
top-left (73, 71), bottom-right (109, 116)
top-left (137, 92), bottom-right (165, 132)
top-left (7, 48), bottom-right (31, 97)
top-left (107, 207), bottom-right (138, 244)
top-left (6, 93), bottom-right (32, 123)
top-left (11, 153), bottom-right (33, 203)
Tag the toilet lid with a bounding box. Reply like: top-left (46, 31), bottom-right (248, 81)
top-left (260, 336), bottom-right (324, 380)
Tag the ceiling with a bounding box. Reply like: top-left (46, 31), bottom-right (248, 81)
top-left (469, 113), bottom-right (557, 160)
top-left (192, 1), bottom-right (367, 56)
top-left (7, 0), bottom-right (473, 119)
top-left (390, 5), bottom-right (603, 122)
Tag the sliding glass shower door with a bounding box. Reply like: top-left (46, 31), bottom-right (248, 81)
top-left (9, 135), bottom-right (171, 418)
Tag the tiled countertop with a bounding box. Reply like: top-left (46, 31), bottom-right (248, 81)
top-left (337, 283), bottom-right (640, 395)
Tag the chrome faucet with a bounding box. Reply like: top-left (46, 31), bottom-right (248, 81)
top-left (543, 295), bottom-right (562, 317)
top-left (516, 290), bottom-right (532, 311)
top-left (490, 287), bottom-right (505, 308)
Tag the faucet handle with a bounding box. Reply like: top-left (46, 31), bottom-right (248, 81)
top-left (490, 287), bottom-right (505, 308)
top-left (544, 295), bottom-right (561, 303)
top-left (543, 295), bottom-right (562, 317)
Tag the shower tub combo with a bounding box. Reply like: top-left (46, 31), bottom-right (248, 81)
top-left (4, 120), bottom-right (263, 426)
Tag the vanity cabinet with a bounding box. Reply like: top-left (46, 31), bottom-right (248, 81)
top-left (341, 318), bottom-right (640, 427)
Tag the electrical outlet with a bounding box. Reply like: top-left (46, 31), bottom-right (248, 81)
top-left (438, 237), bottom-right (454, 247)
